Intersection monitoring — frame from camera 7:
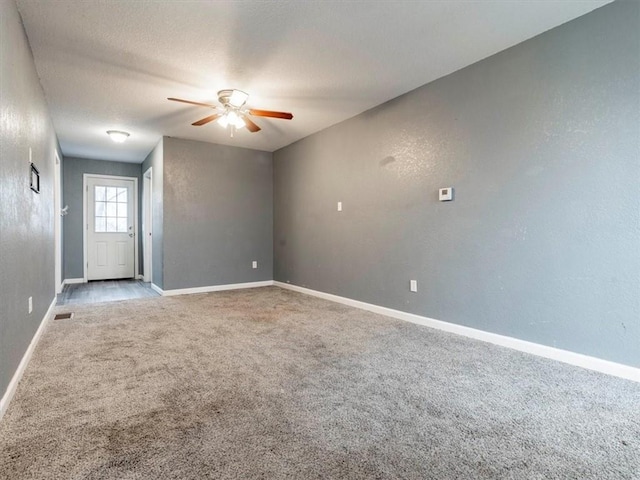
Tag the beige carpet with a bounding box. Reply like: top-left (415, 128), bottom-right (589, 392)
top-left (1, 286), bottom-right (638, 479)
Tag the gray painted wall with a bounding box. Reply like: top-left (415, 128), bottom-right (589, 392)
top-left (142, 140), bottom-right (164, 289)
top-left (62, 157), bottom-right (142, 280)
top-left (162, 137), bottom-right (273, 290)
top-left (273, 1), bottom-right (640, 367)
top-left (0, 0), bottom-right (60, 397)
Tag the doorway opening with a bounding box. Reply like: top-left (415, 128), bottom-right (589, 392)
top-left (83, 174), bottom-right (139, 282)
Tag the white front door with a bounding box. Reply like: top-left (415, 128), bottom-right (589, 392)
top-left (87, 177), bottom-right (135, 280)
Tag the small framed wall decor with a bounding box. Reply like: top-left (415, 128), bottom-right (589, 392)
top-left (30, 163), bottom-right (40, 194)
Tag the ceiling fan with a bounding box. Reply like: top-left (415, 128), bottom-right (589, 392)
top-left (168, 89), bottom-right (293, 137)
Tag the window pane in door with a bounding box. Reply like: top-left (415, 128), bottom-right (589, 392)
top-left (95, 201), bottom-right (106, 217)
top-left (106, 202), bottom-right (117, 217)
top-left (95, 217), bottom-right (106, 232)
top-left (106, 217), bottom-right (118, 232)
top-left (106, 187), bottom-right (118, 202)
top-left (94, 184), bottom-right (129, 233)
top-left (95, 186), bottom-right (106, 201)
top-left (117, 218), bottom-right (128, 232)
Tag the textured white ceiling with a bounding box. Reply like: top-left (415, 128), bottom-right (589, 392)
top-left (16, 0), bottom-right (612, 163)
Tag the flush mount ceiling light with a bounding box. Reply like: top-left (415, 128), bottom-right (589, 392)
top-left (106, 130), bottom-right (130, 143)
top-left (167, 89), bottom-right (293, 138)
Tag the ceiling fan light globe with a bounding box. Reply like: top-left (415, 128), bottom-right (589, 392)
top-left (217, 115), bottom-right (229, 128)
top-left (229, 90), bottom-right (249, 108)
top-left (227, 110), bottom-right (245, 129)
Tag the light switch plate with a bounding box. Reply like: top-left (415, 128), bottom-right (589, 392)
top-left (439, 187), bottom-right (453, 201)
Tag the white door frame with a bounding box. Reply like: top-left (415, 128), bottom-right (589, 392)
top-left (83, 173), bottom-right (139, 283)
top-left (54, 151), bottom-right (62, 293)
top-left (142, 167), bottom-right (153, 283)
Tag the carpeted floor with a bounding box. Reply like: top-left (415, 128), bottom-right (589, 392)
top-left (1, 286), bottom-right (638, 479)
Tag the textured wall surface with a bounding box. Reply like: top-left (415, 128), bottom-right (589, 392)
top-left (274, 1), bottom-right (640, 366)
top-left (62, 157), bottom-right (142, 280)
top-left (163, 137), bottom-right (273, 290)
top-left (142, 140), bottom-right (164, 289)
top-left (0, 0), bottom-right (60, 397)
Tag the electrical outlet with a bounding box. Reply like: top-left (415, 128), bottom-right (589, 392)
top-left (28, 296), bottom-right (33, 314)
top-left (252, 261), bottom-right (258, 269)
top-left (337, 201), bottom-right (342, 212)
top-left (410, 280), bottom-right (418, 292)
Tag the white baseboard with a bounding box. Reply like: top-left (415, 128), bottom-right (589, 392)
top-left (0, 296), bottom-right (57, 421)
top-left (155, 280), bottom-right (274, 297)
top-left (62, 278), bottom-right (84, 286)
top-left (274, 282), bottom-right (640, 383)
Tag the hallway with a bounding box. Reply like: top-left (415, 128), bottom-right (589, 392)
top-left (57, 280), bottom-right (159, 306)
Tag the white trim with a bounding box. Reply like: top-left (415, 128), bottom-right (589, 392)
top-left (274, 282), bottom-right (640, 383)
top-left (83, 174), bottom-right (139, 282)
top-left (62, 278), bottom-right (84, 286)
top-left (142, 167), bottom-right (153, 283)
top-left (0, 297), bottom-right (56, 421)
top-left (156, 280), bottom-right (274, 297)
top-left (54, 151), bottom-right (62, 294)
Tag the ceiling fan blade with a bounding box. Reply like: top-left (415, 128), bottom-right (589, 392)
top-left (192, 114), bottom-right (222, 126)
top-left (242, 115), bottom-right (261, 133)
top-left (168, 97), bottom-right (218, 109)
top-left (248, 109), bottom-right (293, 120)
